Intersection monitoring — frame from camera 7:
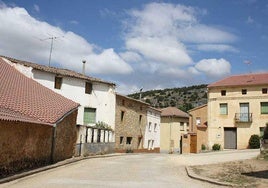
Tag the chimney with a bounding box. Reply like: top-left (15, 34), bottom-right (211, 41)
top-left (82, 60), bottom-right (86, 75)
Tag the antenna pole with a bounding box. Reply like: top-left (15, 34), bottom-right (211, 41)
top-left (48, 37), bottom-right (56, 67)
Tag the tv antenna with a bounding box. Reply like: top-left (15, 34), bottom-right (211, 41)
top-left (40, 35), bottom-right (64, 67)
top-left (244, 60), bottom-right (252, 73)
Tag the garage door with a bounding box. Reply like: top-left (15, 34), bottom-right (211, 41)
top-left (224, 128), bottom-right (237, 149)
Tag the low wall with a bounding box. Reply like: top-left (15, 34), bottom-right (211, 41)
top-left (75, 142), bottom-right (115, 156)
top-left (116, 147), bottom-right (160, 153)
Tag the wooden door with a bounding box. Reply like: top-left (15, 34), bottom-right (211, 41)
top-left (190, 135), bottom-right (197, 153)
top-left (224, 128), bottom-right (237, 149)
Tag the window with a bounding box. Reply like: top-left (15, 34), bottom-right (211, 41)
top-left (196, 117), bottom-right (201, 126)
top-left (261, 102), bottom-right (268, 114)
top-left (120, 136), bottom-right (124, 145)
top-left (221, 90), bottom-right (226, 96)
top-left (54, 76), bottom-right (62, 89)
top-left (84, 108), bottom-right (96, 124)
top-left (139, 115), bottom-right (142, 124)
top-left (121, 111), bottom-right (125, 122)
top-left (148, 122), bottom-right (152, 132)
top-left (220, 103), bottom-right (228, 115)
top-left (262, 88), bottom-right (267, 94)
top-left (180, 122), bottom-right (184, 131)
top-left (154, 123), bottom-right (157, 132)
top-left (126, 137), bottom-right (132, 145)
top-left (242, 89), bottom-right (247, 95)
top-left (85, 82), bottom-right (92, 94)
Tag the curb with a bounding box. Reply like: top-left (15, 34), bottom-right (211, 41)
top-left (185, 166), bottom-right (233, 187)
top-left (0, 153), bottom-right (125, 184)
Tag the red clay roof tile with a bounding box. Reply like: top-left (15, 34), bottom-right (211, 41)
top-left (161, 107), bottom-right (189, 118)
top-left (0, 57), bottom-right (79, 125)
top-left (208, 73), bottom-right (268, 88)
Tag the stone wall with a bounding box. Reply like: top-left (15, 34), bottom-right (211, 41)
top-left (0, 120), bottom-right (52, 178)
top-left (53, 110), bottom-right (78, 162)
top-left (115, 95), bottom-right (148, 151)
top-left (0, 110), bottom-right (78, 178)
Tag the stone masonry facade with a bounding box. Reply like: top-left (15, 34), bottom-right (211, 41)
top-left (115, 95), bottom-right (148, 152)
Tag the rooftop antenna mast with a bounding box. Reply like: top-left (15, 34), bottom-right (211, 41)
top-left (244, 60), bottom-right (252, 73)
top-left (41, 35), bottom-right (63, 67)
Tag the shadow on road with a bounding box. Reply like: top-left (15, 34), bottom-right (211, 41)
top-left (242, 170), bottom-right (268, 179)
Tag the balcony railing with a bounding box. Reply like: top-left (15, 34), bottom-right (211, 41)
top-left (234, 113), bottom-right (252, 123)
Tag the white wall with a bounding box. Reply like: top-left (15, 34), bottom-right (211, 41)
top-left (31, 70), bottom-right (116, 129)
top-left (144, 108), bottom-right (161, 149)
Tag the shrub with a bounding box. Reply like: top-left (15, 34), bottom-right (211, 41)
top-left (249, 134), bottom-right (260, 149)
top-left (212, 144), bottom-right (221, 151)
top-left (201, 144), bottom-right (206, 150)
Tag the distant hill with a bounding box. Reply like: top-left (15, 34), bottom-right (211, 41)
top-left (128, 84), bottom-right (208, 112)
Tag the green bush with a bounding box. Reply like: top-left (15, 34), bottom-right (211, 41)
top-left (212, 144), bottom-right (221, 151)
top-left (249, 134), bottom-right (260, 149)
top-left (201, 144), bottom-right (206, 150)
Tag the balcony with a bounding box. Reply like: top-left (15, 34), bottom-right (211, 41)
top-left (234, 113), bottom-right (252, 123)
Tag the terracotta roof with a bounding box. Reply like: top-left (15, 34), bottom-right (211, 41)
top-left (0, 57), bottom-right (79, 125)
top-left (1, 56), bottom-right (115, 86)
top-left (161, 107), bottom-right (189, 118)
top-left (208, 73), bottom-right (268, 88)
top-left (188, 104), bottom-right (207, 113)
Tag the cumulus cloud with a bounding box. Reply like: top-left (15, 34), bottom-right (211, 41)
top-left (197, 44), bottom-right (238, 53)
top-left (0, 5), bottom-right (132, 75)
top-left (193, 58), bottom-right (231, 78)
top-left (122, 2), bottom-right (236, 84)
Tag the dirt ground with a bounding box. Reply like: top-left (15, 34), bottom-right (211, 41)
top-left (190, 158), bottom-right (268, 187)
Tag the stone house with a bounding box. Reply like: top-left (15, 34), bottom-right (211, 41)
top-left (160, 107), bottom-right (189, 153)
top-left (2, 56), bottom-right (116, 155)
top-left (0, 57), bottom-right (79, 178)
top-left (207, 73), bottom-right (268, 149)
top-left (115, 94), bottom-right (149, 152)
top-left (143, 107), bottom-right (161, 152)
top-left (182, 104), bottom-right (208, 153)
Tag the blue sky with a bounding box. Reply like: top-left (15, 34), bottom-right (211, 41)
top-left (0, 0), bottom-right (268, 94)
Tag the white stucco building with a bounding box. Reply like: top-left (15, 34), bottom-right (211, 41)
top-left (2, 56), bottom-right (116, 145)
top-left (143, 107), bottom-right (161, 152)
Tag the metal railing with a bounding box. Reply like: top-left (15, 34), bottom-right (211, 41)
top-left (234, 113), bottom-right (252, 123)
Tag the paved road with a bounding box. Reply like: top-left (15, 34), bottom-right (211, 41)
top-left (0, 149), bottom-right (259, 188)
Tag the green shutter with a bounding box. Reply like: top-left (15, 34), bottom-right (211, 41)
top-left (220, 103), bottom-right (228, 115)
top-left (261, 102), bottom-right (268, 114)
top-left (84, 108), bottom-right (96, 124)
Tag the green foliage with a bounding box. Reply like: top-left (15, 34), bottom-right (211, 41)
top-left (249, 134), bottom-right (260, 149)
top-left (212, 144), bottom-right (221, 151)
top-left (95, 121), bottom-right (112, 131)
top-left (201, 144), bottom-right (206, 150)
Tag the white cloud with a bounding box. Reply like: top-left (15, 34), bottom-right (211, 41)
top-left (197, 44), bottom-right (239, 53)
top-left (0, 5), bottom-right (132, 75)
top-left (69, 20), bottom-right (79, 25)
top-left (194, 58), bottom-right (231, 78)
top-left (119, 51), bottom-right (142, 62)
top-left (126, 36), bottom-right (192, 65)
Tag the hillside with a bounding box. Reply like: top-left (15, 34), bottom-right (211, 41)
top-left (128, 84), bottom-right (208, 112)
